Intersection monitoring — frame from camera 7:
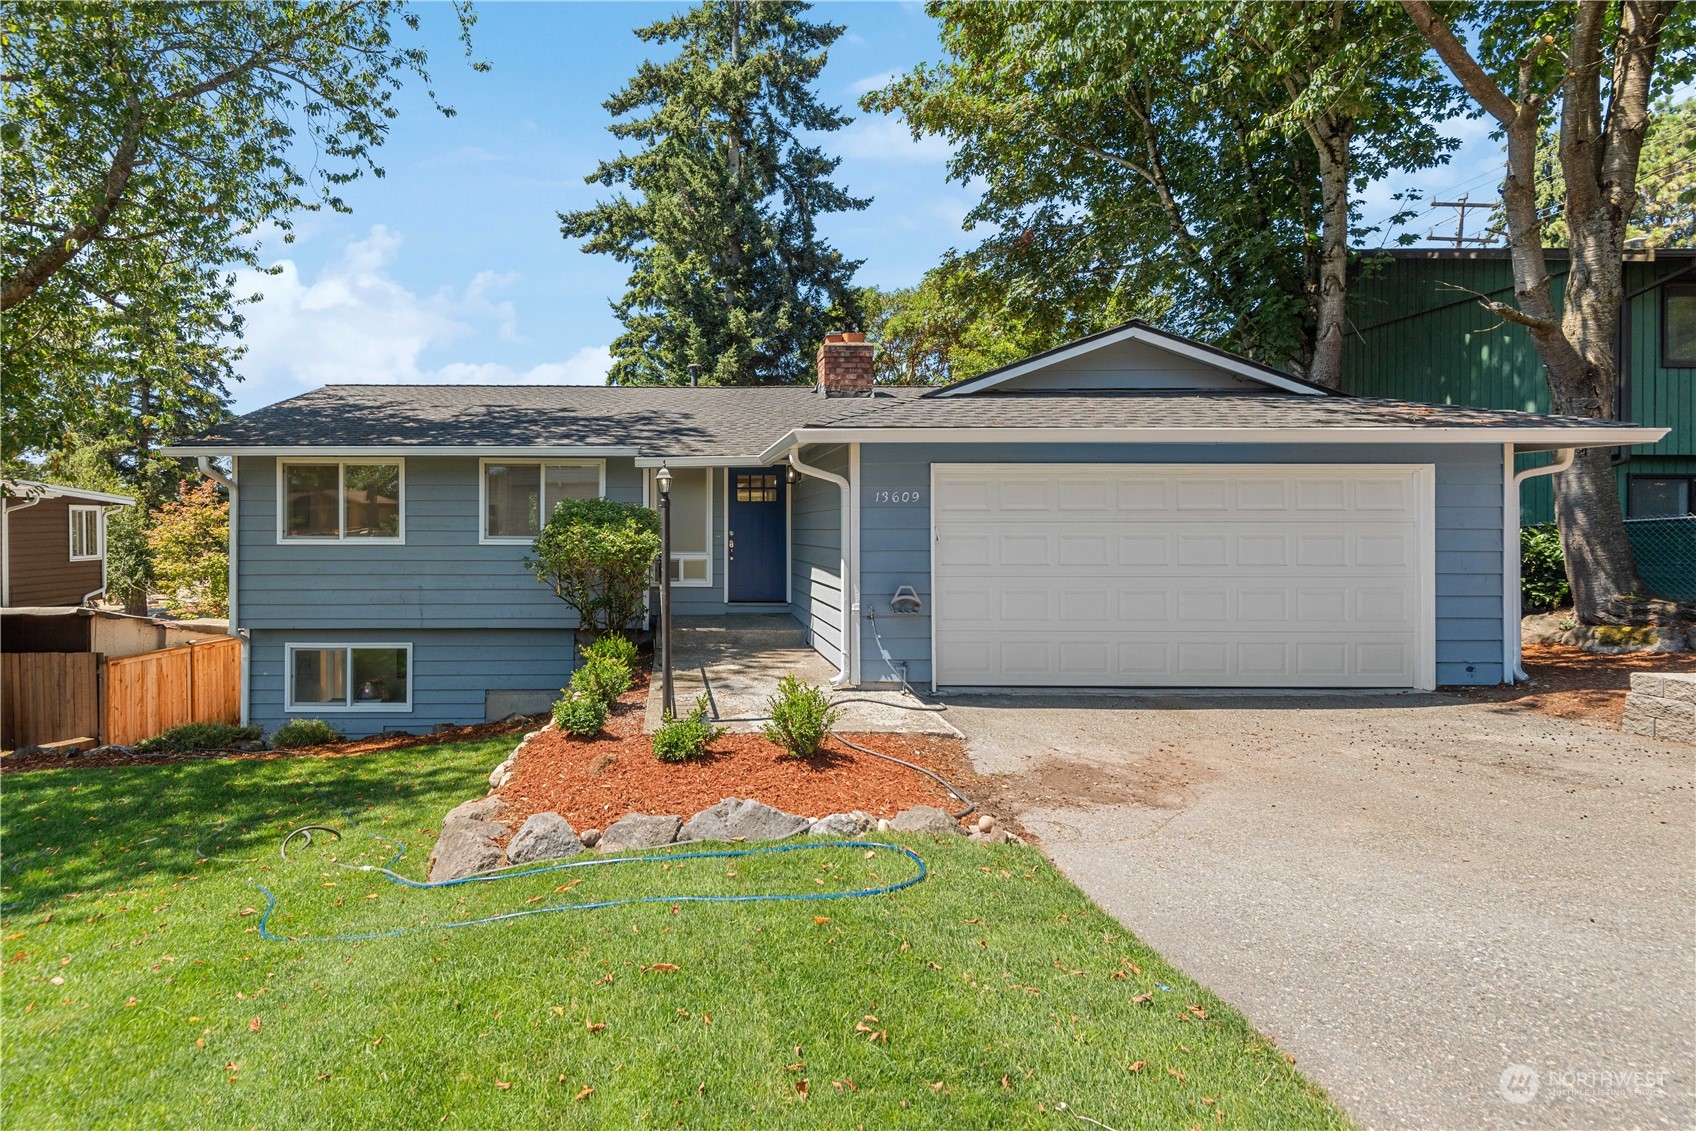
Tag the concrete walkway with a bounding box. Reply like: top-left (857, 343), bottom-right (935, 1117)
top-left (944, 691), bottom-right (1695, 1130)
top-left (642, 615), bottom-right (956, 735)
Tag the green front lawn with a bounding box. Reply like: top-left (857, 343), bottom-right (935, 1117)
top-left (1, 738), bottom-right (1349, 1129)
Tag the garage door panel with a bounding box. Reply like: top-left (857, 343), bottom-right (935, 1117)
top-left (934, 464), bottom-right (1431, 689)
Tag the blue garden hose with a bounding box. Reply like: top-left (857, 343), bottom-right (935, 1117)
top-left (250, 838), bottom-right (927, 943)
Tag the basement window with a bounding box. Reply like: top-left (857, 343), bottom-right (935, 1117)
top-left (287, 644), bottom-right (411, 711)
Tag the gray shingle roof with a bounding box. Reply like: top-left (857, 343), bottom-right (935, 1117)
top-left (176, 384), bottom-right (1651, 458)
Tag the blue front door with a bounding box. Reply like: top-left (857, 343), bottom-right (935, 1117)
top-left (727, 468), bottom-right (787, 602)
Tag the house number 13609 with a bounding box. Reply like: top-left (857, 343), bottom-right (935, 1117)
top-left (873, 490), bottom-right (922, 503)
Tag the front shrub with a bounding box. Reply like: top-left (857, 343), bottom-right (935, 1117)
top-left (271, 718), bottom-right (341, 749)
top-left (1521, 523), bottom-right (1572, 614)
top-left (136, 721), bottom-right (263, 754)
top-left (583, 632), bottom-right (639, 672)
top-left (525, 498), bottom-right (661, 636)
top-left (651, 696), bottom-right (725, 763)
top-left (761, 675), bottom-right (840, 759)
top-left (553, 690), bottom-right (609, 738)
top-left (571, 655), bottom-right (633, 707)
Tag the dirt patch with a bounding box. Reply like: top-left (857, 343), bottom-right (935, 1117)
top-left (496, 683), bottom-right (971, 831)
top-left (0, 715), bottom-right (545, 775)
top-left (1451, 642), bottom-right (1696, 728)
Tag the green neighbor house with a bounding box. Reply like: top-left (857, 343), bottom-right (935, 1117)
top-left (1345, 248), bottom-right (1694, 523)
top-left (1345, 249), bottom-right (1695, 601)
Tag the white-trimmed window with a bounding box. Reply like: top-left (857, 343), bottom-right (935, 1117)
top-left (658, 467), bottom-right (711, 586)
top-left (481, 459), bottom-right (606, 542)
top-left (279, 461), bottom-right (403, 541)
top-left (68, 505), bottom-right (103, 560)
top-left (286, 643), bottom-right (411, 711)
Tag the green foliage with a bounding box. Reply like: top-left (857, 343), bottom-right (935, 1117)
top-left (552, 691), bottom-right (609, 738)
top-left (570, 655), bottom-right (634, 709)
top-left (135, 721), bottom-right (262, 754)
top-left (1521, 524), bottom-right (1572, 614)
top-left (561, 1), bottom-right (867, 386)
top-left (526, 498), bottom-right (661, 635)
top-left (760, 675), bottom-right (840, 759)
top-left (270, 718), bottom-right (342, 749)
top-left (146, 478), bottom-right (228, 617)
top-left (582, 632), bottom-right (640, 673)
top-left (861, 2), bottom-right (1456, 382)
top-left (1, 2), bottom-right (485, 458)
top-left (651, 696), bottom-right (726, 763)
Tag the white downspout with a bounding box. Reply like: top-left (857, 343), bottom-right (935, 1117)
top-left (788, 448), bottom-right (853, 687)
top-left (2, 497), bottom-right (42, 607)
top-left (1506, 446), bottom-right (1576, 683)
top-left (196, 456), bottom-right (246, 724)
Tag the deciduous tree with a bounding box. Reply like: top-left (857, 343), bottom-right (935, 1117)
top-left (148, 479), bottom-right (229, 618)
top-left (1401, 0), bottom-right (1694, 622)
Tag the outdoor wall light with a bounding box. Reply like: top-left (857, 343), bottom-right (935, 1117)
top-left (785, 465), bottom-right (800, 484)
top-left (656, 464), bottom-right (672, 494)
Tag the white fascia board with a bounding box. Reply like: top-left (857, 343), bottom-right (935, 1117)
top-left (759, 425), bottom-right (1668, 461)
top-left (633, 455), bottom-right (767, 468)
top-left (159, 445), bottom-right (642, 459)
top-left (22, 484), bottom-right (136, 506)
top-left (931, 324), bottom-right (1322, 398)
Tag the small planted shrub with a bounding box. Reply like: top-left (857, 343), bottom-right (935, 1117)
top-left (553, 691), bottom-right (609, 738)
top-left (651, 696), bottom-right (725, 764)
top-left (761, 675), bottom-right (840, 759)
top-left (571, 655), bottom-right (633, 707)
top-left (271, 718), bottom-right (341, 749)
top-left (526, 498), bottom-right (661, 636)
top-left (583, 632), bottom-right (639, 673)
top-left (136, 721), bottom-right (263, 754)
top-left (1520, 523), bottom-right (1572, 614)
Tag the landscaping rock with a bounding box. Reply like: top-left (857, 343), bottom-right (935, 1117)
top-left (976, 814), bottom-right (996, 834)
top-left (446, 796), bottom-right (509, 823)
top-left (84, 744), bottom-right (136, 758)
top-left (506, 812), bottom-right (584, 864)
top-left (427, 817), bottom-right (509, 882)
top-left (876, 818), bottom-right (892, 833)
top-left (232, 740), bottom-right (267, 753)
top-left (890, 806), bottom-right (965, 836)
top-left (488, 756), bottom-right (515, 789)
top-left (683, 798), bottom-right (810, 843)
top-left (598, 813), bottom-right (681, 851)
top-left (580, 828), bottom-right (601, 848)
top-left (809, 812), bottom-right (871, 837)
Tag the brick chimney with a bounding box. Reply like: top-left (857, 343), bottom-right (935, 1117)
top-left (816, 330), bottom-right (874, 396)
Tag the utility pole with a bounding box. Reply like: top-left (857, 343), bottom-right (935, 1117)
top-left (1427, 193), bottom-right (1501, 247)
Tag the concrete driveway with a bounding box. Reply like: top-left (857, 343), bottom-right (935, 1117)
top-left (944, 691), bottom-right (1695, 1130)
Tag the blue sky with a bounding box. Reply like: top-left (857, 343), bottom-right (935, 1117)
top-left (230, 1), bottom-right (1508, 413)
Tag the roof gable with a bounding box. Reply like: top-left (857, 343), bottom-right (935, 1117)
top-left (928, 321), bottom-right (1330, 398)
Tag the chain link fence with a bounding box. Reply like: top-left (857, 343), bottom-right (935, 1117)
top-left (1626, 516), bottom-right (1696, 602)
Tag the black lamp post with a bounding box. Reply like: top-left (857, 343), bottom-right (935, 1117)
top-left (655, 464), bottom-right (676, 720)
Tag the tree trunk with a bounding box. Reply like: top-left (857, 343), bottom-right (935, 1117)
top-left (1307, 114), bottom-right (1350, 390)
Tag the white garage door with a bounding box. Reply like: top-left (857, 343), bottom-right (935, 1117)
top-left (932, 464), bottom-right (1434, 689)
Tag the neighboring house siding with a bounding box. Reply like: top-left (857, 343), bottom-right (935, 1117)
top-left (5, 498), bottom-right (104, 606)
top-left (236, 455), bottom-right (642, 630)
top-left (856, 441), bottom-right (1505, 688)
top-left (248, 627), bottom-right (572, 737)
top-left (1345, 256), bottom-right (1691, 523)
top-left (790, 444), bottom-right (846, 666)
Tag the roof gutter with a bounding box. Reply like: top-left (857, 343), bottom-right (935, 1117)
top-left (786, 448), bottom-right (852, 688)
top-left (160, 445), bottom-right (642, 458)
top-left (1504, 447), bottom-right (1577, 683)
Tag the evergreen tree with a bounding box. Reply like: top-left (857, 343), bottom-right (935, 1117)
top-left (562, 1), bottom-right (868, 386)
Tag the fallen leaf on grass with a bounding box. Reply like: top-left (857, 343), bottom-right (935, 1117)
top-left (224, 1062), bottom-right (239, 1072)
top-left (196, 1038), bottom-right (205, 1048)
top-left (1110, 969), bottom-right (1128, 980)
top-left (593, 972), bottom-right (614, 986)
top-left (925, 961), bottom-right (942, 971)
top-left (239, 908), bottom-right (257, 917)
top-left (643, 963), bottom-right (680, 974)
top-left (854, 1017), bottom-right (889, 1044)
top-left (1187, 1005), bottom-right (1208, 1020)
top-left (573, 1086), bottom-right (594, 1102)
top-left (49, 976), bottom-right (63, 986)
top-left (585, 1020), bottom-right (606, 1034)
top-left (1201, 1096), bottom-right (1216, 1105)
top-left (1121, 957), bottom-right (1143, 975)
top-left (833, 1079), bottom-right (858, 1093)
top-left (1053, 960), bottom-right (1086, 976)
top-left (316, 1073), bottom-right (330, 1081)
top-left (1130, 993), bottom-right (1152, 1005)
top-left (553, 880), bottom-right (582, 894)
top-left (795, 1079), bottom-right (810, 1098)
top-left (125, 997), bottom-right (138, 1007)
top-left (702, 1013), bottom-right (712, 1025)
top-left (785, 1062), bottom-right (805, 1072)
top-left (551, 1006), bottom-right (565, 1017)
top-left (1001, 1075), bottom-right (1011, 1090)
top-left (248, 1017), bottom-right (261, 1032)
top-left (524, 896), bottom-right (545, 905)
top-left (1169, 1068), bottom-right (1188, 1083)
top-left (494, 1080), bottom-right (511, 1090)
top-left (813, 916), bottom-right (831, 925)
top-left (1128, 1061), bottom-right (1146, 1073)
top-left (929, 1081), bottom-right (945, 1092)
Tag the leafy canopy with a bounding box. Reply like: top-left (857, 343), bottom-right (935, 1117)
top-left (1, 1), bottom-right (484, 456)
top-left (561, 1), bottom-right (867, 386)
top-left (526, 498), bottom-right (661, 635)
top-left (147, 478), bottom-right (229, 618)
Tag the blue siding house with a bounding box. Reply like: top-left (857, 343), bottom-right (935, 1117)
top-left (166, 324), bottom-right (1665, 736)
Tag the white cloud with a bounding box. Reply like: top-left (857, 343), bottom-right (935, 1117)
top-left (829, 117), bottom-right (954, 163)
top-left (848, 69), bottom-right (899, 96)
top-left (229, 225), bottom-right (609, 411)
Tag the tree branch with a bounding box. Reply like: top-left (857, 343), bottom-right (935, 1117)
top-left (1400, 0), bottom-right (1518, 125)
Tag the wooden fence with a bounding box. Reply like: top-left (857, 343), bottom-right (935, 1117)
top-left (1, 636), bottom-right (241, 750)
top-left (1, 652), bottom-right (100, 749)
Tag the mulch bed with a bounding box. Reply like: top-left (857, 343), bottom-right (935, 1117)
top-left (1452, 640), bottom-right (1696, 727)
top-left (495, 681), bottom-right (965, 833)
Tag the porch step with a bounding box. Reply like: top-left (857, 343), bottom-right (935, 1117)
top-left (672, 614), bottom-right (805, 649)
